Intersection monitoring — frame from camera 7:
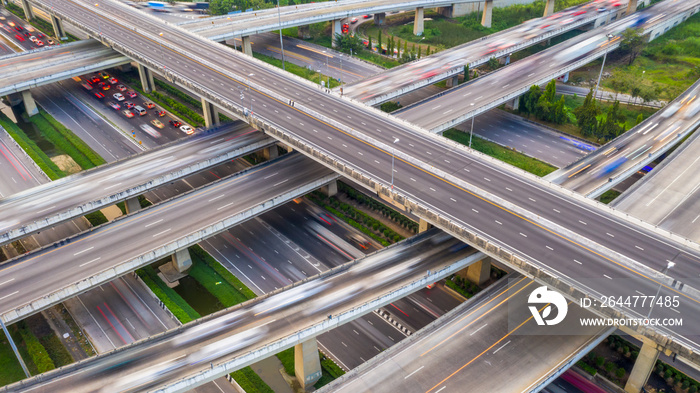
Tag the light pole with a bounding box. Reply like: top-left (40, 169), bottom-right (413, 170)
top-left (247, 73), bottom-right (254, 114)
top-left (158, 32), bottom-right (165, 67)
top-left (323, 50), bottom-right (330, 87)
top-left (593, 34), bottom-right (614, 101)
top-left (469, 102), bottom-right (475, 148)
top-left (94, 3), bottom-right (102, 37)
top-left (339, 54), bottom-right (343, 95)
top-left (391, 137), bottom-right (399, 190)
top-left (646, 261), bottom-right (675, 319)
top-left (276, 0), bottom-right (286, 71)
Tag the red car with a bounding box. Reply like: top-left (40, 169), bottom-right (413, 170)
top-left (94, 92), bottom-right (105, 99)
top-left (14, 34), bottom-right (24, 41)
top-left (37, 32), bottom-right (45, 38)
top-left (126, 91), bottom-right (137, 98)
top-left (363, 14), bottom-right (371, 18)
top-left (124, 101), bottom-right (135, 109)
top-left (36, 41), bottom-right (44, 47)
top-left (341, 23), bottom-right (349, 34)
top-left (89, 76), bottom-right (101, 84)
top-left (154, 110), bottom-right (165, 117)
top-left (169, 120), bottom-right (182, 127)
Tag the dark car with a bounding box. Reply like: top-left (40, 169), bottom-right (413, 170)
top-left (169, 120), bottom-right (182, 127)
top-left (154, 110), bottom-right (165, 117)
top-left (94, 92), bottom-right (105, 99)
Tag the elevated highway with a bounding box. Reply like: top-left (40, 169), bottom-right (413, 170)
top-left (0, 123), bottom-right (275, 245)
top-left (1, 229), bottom-right (482, 393)
top-left (18, 0), bottom-right (700, 360)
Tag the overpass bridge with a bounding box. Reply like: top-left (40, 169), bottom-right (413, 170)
top-left (13, 0), bottom-right (700, 363)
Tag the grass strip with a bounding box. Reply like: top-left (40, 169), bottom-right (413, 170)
top-left (28, 112), bottom-right (94, 170)
top-left (230, 367), bottom-right (275, 393)
top-left (189, 257), bottom-right (251, 308)
top-left (0, 331), bottom-right (27, 385)
top-left (276, 347), bottom-right (295, 376)
top-left (443, 129), bottom-right (557, 177)
top-left (84, 211), bottom-right (108, 227)
top-left (189, 245), bottom-right (257, 300)
top-left (38, 109), bottom-right (104, 166)
top-left (252, 52), bottom-right (341, 88)
top-left (38, 333), bottom-right (73, 368)
top-left (136, 266), bottom-right (200, 324)
top-left (0, 112), bottom-right (63, 179)
top-left (15, 321), bottom-right (54, 374)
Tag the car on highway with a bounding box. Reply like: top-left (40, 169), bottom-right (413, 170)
top-left (35, 41), bottom-right (44, 47)
top-left (180, 125), bottom-right (194, 134)
top-left (151, 119), bottom-right (165, 129)
top-left (342, 23), bottom-right (349, 34)
top-left (94, 92), bottom-right (105, 99)
top-left (140, 123), bottom-right (162, 138)
top-left (113, 93), bottom-right (125, 101)
top-left (47, 38), bottom-right (55, 45)
top-left (36, 32), bottom-right (44, 38)
top-left (14, 34), bottom-right (24, 41)
top-left (350, 17), bottom-right (358, 23)
top-left (169, 120), bottom-right (182, 127)
top-left (124, 101), bottom-right (135, 109)
top-left (143, 102), bottom-right (155, 109)
top-left (126, 91), bottom-right (138, 98)
top-left (81, 82), bottom-right (93, 90)
top-left (108, 102), bottom-right (121, 110)
top-left (29, 35), bottom-right (37, 42)
top-left (116, 84), bottom-right (127, 91)
top-left (122, 109), bottom-right (134, 118)
top-left (98, 71), bottom-right (110, 79)
top-left (363, 14), bottom-right (371, 18)
top-left (108, 77), bottom-right (118, 85)
top-left (98, 82), bottom-right (110, 90)
top-left (89, 75), bottom-right (101, 84)
top-left (154, 110), bottom-right (165, 117)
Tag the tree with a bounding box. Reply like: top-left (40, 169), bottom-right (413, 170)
top-left (615, 368), bottom-right (626, 379)
top-left (639, 84), bottom-right (660, 106)
top-left (605, 361), bottom-right (616, 375)
top-left (463, 64), bottom-right (469, 83)
top-left (598, 100), bottom-right (625, 141)
top-left (595, 356), bottom-right (605, 367)
top-left (535, 94), bottom-right (552, 120)
top-left (412, 43), bottom-right (416, 55)
top-left (367, 36), bottom-right (372, 50)
top-left (334, 33), bottom-right (365, 55)
top-left (542, 79), bottom-right (557, 104)
top-left (551, 96), bottom-right (567, 124)
top-left (487, 57), bottom-right (499, 70)
top-left (403, 41), bottom-right (408, 56)
top-left (630, 85), bottom-right (642, 106)
top-left (636, 113), bottom-right (644, 125)
top-left (620, 28), bottom-right (647, 66)
top-left (523, 84), bottom-right (542, 116)
top-left (609, 73), bottom-right (631, 101)
top-left (377, 30), bottom-right (382, 53)
top-left (426, 46), bottom-right (431, 56)
top-left (417, 46), bottom-right (422, 59)
top-left (574, 88), bottom-right (600, 138)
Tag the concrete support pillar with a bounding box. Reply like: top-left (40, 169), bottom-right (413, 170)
top-left (50, 15), bottom-right (66, 39)
top-left (261, 145), bottom-right (279, 161)
top-left (294, 339), bottom-right (322, 391)
top-left (436, 6), bottom-right (454, 18)
top-left (331, 19), bottom-right (342, 47)
top-left (201, 97), bottom-right (219, 128)
top-left (20, 0), bottom-right (34, 20)
top-left (137, 63), bottom-right (155, 94)
top-left (418, 218), bottom-right (432, 233)
top-left (465, 258), bottom-right (491, 285)
top-left (626, 0), bottom-right (638, 14)
top-left (481, 0), bottom-right (493, 28)
top-left (451, 3), bottom-right (470, 17)
top-left (445, 75), bottom-right (459, 88)
top-left (21, 90), bottom-right (38, 117)
top-left (6, 93), bottom-right (23, 106)
top-left (505, 96), bottom-right (519, 111)
top-left (543, 0), bottom-right (555, 17)
top-left (119, 63), bottom-right (133, 73)
top-left (625, 339), bottom-right (660, 393)
top-left (124, 197), bottom-right (140, 215)
top-left (413, 7), bottom-right (424, 36)
top-left (499, 54), bottom-right (511, 65)
top-left (560, 71), bottom-right (569, 83)
top-left (320, 180), bottom-right (338, 197)
top-left (298, 24), bottom-right (311, 39)
top-left (172, 248), bottom-right (193, 273)
top-left (373, 12), bottom-right (385, 26)
top-left (241, 36), bottom-right (252, 56)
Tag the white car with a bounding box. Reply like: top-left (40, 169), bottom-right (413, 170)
top-left (112, 92), bottom-right (125, 101)
top-left (180, 125), bottom-right (194, 135)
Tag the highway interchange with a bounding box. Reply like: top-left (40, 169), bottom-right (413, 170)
top-left (1, 0), bottom-right (700, 388)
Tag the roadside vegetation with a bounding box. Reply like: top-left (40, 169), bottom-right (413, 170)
top-left (275, 347), bottom-right (345, 389)
top-left (443, 129), bottom-right (558, 176)
top-left (136, 265), bottom-right (201, 324)
top-left (598, 189), bottom-right (621, 204)
top-left (252, 52), bottom-right (341, 88)
top-left (230, 367), bottom-right (274, 393)
top-left (0, 331), bottom-right (28, 385)
top-left (0, 111), bottom-right (64, 179)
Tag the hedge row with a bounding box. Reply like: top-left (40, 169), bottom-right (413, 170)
top-left (16, 322), bottom-right (55, 374)
top-left (189, 245), bottom-right (257, 300)
top-left (38, 333), bottom-right (73, 368)
top-left (445, 276), bottom-right (478, 299)
top-left (577, 360), bottom-right (597, 376)
top-left (84, 211), bottom-right (108, 227)
top-left (189, 256), bottom-right (250, 308)
top-left (230, 367), bottom-right (275, 393)
top-left (153, 79), bottom-right (201, 109)
top-left (320, 354), bottom-right (345, 379)
top-left (29, 113), bottom-right (96, 170)
top-left (322, 203), bottom-right (390, 247)
top-left (0, 112), bottom-right (64, 179)
top-left (39, 110), bottom-right (105, 166)
top-left (136, 266), bottom-right (200, 324)
top-left (338, 182), bottom-right (418, 233)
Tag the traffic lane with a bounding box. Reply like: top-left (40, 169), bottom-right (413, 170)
top-left (13, 231), bottom-right (470, 392)
top-left (48, 1), bottom-right (700, 303)
top-left (31, 83), bottom-right (142, 162)
top-left (0, 155), bottom-right (334, 315)
top-left (0, 137), bottom-right (42, 196)
top-left (189, 378), bottom-right (239, 393)
top-left (383, 297), bottom-right (436, 332)
top-left (656, 186), bottom-right (700, 242)
top-left (318, 314), bottom-right (406, 371)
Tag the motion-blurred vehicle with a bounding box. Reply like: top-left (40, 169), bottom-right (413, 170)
top-left (126, 91), bottom-right (138, 98)
top-left (124, 101), bottom-right (135, 109)
top-left (98, 71), bottom-right (110, 79)
top-left (94, 92), bottom-right (105, 99)
top-left (14, 34), bottom-right (24, 41)
top-left (143, 101), bottom-right (155, 109)
top-left (140, 123), bottom-right (162, 138)
top-left (81, 82), bottom-right (93, 91)
top-left (113, 93), bottom-right (125, 101)
top-left (348, 233), bottom-right (370, 250)
top-left (122, 109), bottom-right (134, 118)
top-left (154, 110), bottom-right (166, 117)
top-left (342, 23), bottom-right (350, 34)
top-left (151, 119), bottom-right (165, 129)
top-left (108, 77), bottom-right (118, 84)
top-left (108, 102), bottom-right (121, 110)
top-left (169, 120), bottom-right (182, 127)
top-left (35, 40), bottom-right (44, 47)
top-left (46, 38), bottom-right (55, 45)
top-left (599, 156), bottom-right (627, 177)
top-left (116, 84), bottom-right (127, 91)
top-left (350, 17), bottom-right (358, 23)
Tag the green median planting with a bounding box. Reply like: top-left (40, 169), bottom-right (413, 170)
top-left (230, 367), bottom-right (275, 393)
top-left (136, 266), bottom-right (201, 324)
top-left (28, 110), bottom-right (101, 171)
top-left (0, 112), bottom-right (64, 180)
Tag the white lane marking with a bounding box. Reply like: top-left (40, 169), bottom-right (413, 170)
top-left (506, 187), bottom-right (513, 192)
top-left (36, 205), bottom-right (57, 214)
top-left (263, 172), bottom-right (279, 179)
top-left (606, 233), bottom-right (615, 238)
top-left (603, 274), bottom-right (613, 280)
top-left (0, 291), bottom-right (18, 301)
top-left (79, 258), bottom-right (101, 267)
top-left (472, 209), bottom-right (479, 213)
top-left (73, 247), bottom-right (94, 256)
top-left (635, 245), bottom-right (644, 251)
top-left (404, 366), bottom-right (424, 379)
top-left (273, 179), bottom-right (289, 187)
top-left (693, 215), bottom-right (700, 224)
top-left (430, 187), bottom-right (436, 192)
top-left (436, 387), bottom-right (447, 393)
top-left (528, 197), bottom-right (536, 202)
top-left (495, 220), bottom-right (502, 225)
top-left (574, 260), bottom-right (582, 265)
top-left (145, 219), bottom-right (164, 228)
top-left (0, 278), bottom-right (15, 287)
top-left (546, 246), bottom-right (553, 250)
top-left (470, 323), bottom-right (488, 336)
top-left (103, 182), bottom-right (123, 190)
top-left (553, 209), bottom-right (561, 213)
top-left (217, 202), bottom-right (234, 211)
top-left (520, 233), bottom-right (527, 237)
top-left (484, 177), bottom-right (491, 182)
top-left (152, 228), bottom-right (172, 237)
top-left (493, 340), bottom-right (511, 354)
top-left (635, 290), bottom-right (645, 296)
top-left (450, 197), bottom-right (457, 202)
top-left (670, 308), bottom-right (681, 314)
top-left (579, 220), bottom-right (587, 225)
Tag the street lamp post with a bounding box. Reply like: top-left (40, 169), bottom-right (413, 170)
top-left (322, 50), bottom-right (330, 87)
top-left (469, 102), bottom-right (475, 148)
top-left (593, 34), bottom-right (614, 101)
top-left (646, 261), bottom-right (675, 319)
top-left (94, 3), bottom-right (102, 37)
top-left (247, 73), bottom-right (254, 114)
top-left (158, 32), bottom-right (165, 67)
top-left (276, 0), bottom-right (286, 71)
top-left (391, 137), bottom-right (399, 190)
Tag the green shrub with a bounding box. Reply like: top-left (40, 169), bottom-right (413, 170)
top-left (577, 360), bottom-right (597, 376)
top-left (29, 113), bottom-right (96, 170)
top-left (39, 110), bottom-right (105, 166)
top-left (189, 245), bottom-right (256, 300)
top-left (16, 322), bottom-right (55, 373)
top-left (230, 367), bottom-right (274, 393)
top-left (38, 334), bottom-right (73, 368)
top-left (0, 112), bottom-right (64, 179)
top-left (84, 211), bottom-right (108, 226)
top-left (136, 266), bottom-right (200, 323)
top-left (320, 354), bottom-right (345, 379)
